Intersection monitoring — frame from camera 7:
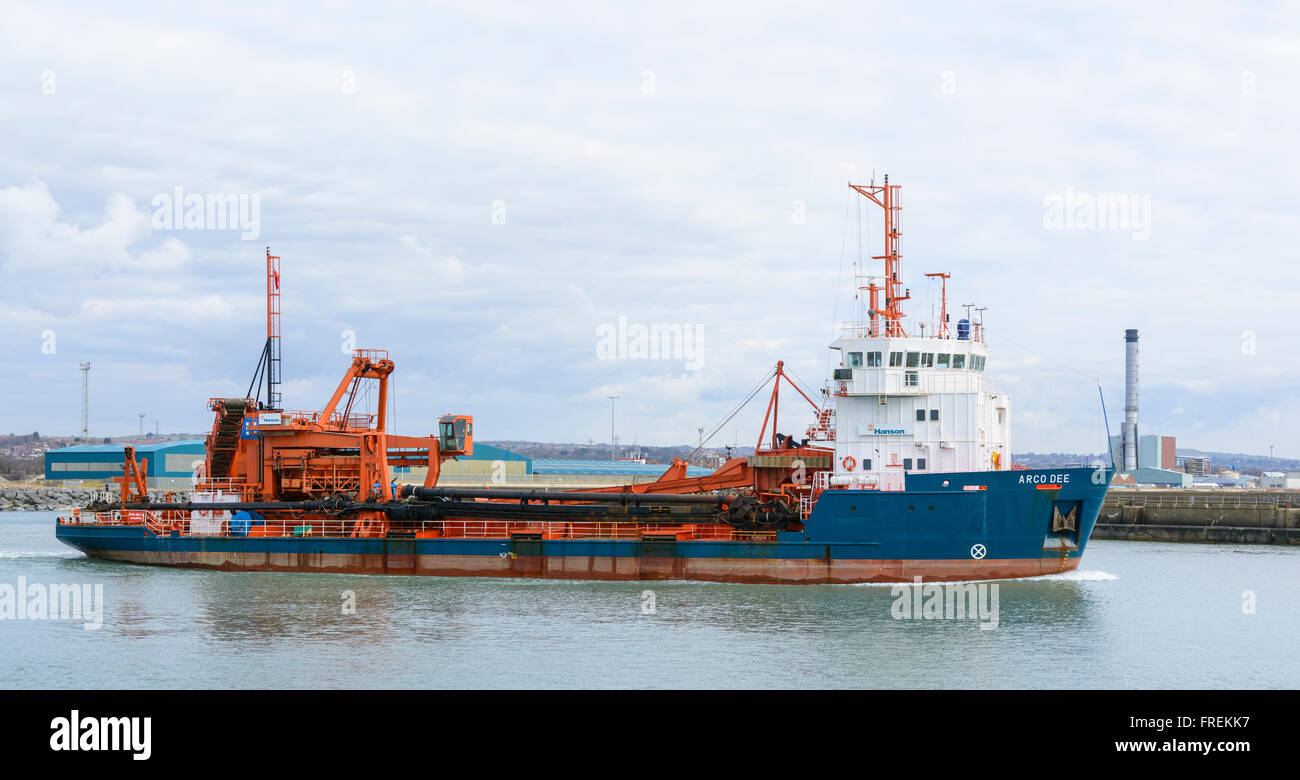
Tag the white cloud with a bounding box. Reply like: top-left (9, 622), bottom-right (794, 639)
top-left (0, 0), bottom-right (1297, 455)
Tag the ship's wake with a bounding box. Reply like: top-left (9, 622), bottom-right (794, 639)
top-left (0, 550), bottom-right (85, 560)
top-left (1021, 569), bottom-right (1118, 582)
top-left (845, 569), bottom-right (1119, 587)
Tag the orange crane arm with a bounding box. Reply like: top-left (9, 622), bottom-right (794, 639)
top-left (585, 457), bottom-right (755, 495)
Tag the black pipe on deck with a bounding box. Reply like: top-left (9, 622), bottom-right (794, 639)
top-left (402, 485), bottom-right (736, 506)
top-left (116, 500), bottom-right (351, 512)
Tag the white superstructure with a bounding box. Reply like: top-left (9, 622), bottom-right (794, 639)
top-left (814, 325), bottom-right (1010, 482)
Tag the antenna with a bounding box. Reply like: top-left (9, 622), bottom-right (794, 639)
top-left (607, 396), bottom-right (619, 460)
top-left (924, 272), bottom-right (951, 338)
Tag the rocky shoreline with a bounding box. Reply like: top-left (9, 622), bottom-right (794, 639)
top-left (0, 487), bottom-right (172, 512)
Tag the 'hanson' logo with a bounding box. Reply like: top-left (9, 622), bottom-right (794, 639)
top-left (867, 425), bottom-right (908, 435)
top-left (50, 710), bottom-right (151, 761)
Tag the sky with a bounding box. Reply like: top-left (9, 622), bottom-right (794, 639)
top-left (1, 1), bottom-right (1297, 456)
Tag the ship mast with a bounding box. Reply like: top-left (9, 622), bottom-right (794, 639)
top-left (266, 247), bottom-right (282, 409)
top-left (924, 271), bottom-right (951, 338)
top-left (849, 176), bottom-right (907, 337)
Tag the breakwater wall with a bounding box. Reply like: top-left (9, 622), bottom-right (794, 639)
top-left (1096, 490), bottom-right (1300, 545)
top-left (0, 486), bottom-right (171, 512)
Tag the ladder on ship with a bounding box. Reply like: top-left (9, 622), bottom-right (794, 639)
top-left (207, 399), bottom-right (249, 479)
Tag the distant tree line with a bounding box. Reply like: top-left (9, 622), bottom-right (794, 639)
top-left (0, 454), bottom-right (43, 480)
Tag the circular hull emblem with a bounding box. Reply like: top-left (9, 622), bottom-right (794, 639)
top-left (970, 544), bottom-right (987, 559)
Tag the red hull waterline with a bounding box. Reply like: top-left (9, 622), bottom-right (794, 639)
top-left (77, 549), bottom-right (1080, 584)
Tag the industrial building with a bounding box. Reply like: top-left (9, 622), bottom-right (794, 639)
top-left (1108, 433), bottom-right (1177, 472)
top-left (1176, 456), bottom-right (1212, 477)
top-left (395, 442), bottom-right (533, 481)
top-left (44, 440), bottom-right (207, 489)
top-left (1259, 472), bottom-right (1300, 490)
top-left (398, 446), bottom-right (715, 489)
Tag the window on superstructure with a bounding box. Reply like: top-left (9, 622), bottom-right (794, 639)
top-left (889, 352), bottom-right (903, 367)
top-left (867, 351), bottom-right (882, 367)
top-left (848, 351), bottom-right (863, 368)
top-left (916, 409), bottom-right (925, 421)
top-left (903, 458), bottom-right (913, 470)
top-left (952, 354), bottom-right (966, 369)
top-left (920, 353), bottom-right (934, 367)
top-left (905, 371), bottom-right (918, 387)
top-left (905, 351), bottom-right (919, 367)
top-left (930, 409), bottom-right (939, 421)
top-left (864, 458), bottom-right (872, 470)
top-left (918, 458), bottom-right (927, 469)
top-left (937, 354), bottom-right (950, 368)
top-left (972, 355), bottom-right (984, 371)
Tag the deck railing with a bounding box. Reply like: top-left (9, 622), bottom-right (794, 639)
top-left (57, 510), bottom-right (776, 542)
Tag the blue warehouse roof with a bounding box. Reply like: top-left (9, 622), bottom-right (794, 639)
top-left (459, 443), bottom-right (532, 464)
top-left (46, 439), bottom-right (207, 479)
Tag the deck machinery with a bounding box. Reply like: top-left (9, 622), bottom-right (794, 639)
top-left (70, 247), bottom-right (813, 551)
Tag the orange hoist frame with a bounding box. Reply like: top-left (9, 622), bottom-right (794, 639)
top-left (118, 446), bottom-right (149, 504)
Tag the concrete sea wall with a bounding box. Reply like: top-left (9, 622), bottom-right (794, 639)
top-left (1096, 490), bottom-right (1300, 545)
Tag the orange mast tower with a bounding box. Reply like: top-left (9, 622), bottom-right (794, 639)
top-left (849, 176), bottom-right (908, 336)
top-left (265, 247), bottom-right (282, 409)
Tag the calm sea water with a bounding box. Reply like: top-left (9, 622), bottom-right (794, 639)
top-left (2, 510), bottom-right (1296, 689)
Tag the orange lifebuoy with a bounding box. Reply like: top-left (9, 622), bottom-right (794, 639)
top-left (842, 455), bottom-right (857, 471)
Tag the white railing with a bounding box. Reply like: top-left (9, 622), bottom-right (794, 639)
top-left (193, 478), bottom-right (246, 495)
top-left (840, 322), bottom-right (986, 343)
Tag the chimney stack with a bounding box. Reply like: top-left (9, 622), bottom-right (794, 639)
top-left (1123, 329), bottom-right (1139, 471)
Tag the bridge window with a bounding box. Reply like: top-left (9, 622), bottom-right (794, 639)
top-left (905, 371), bottom-right (918, 387)
top-left (937, 353), bottom-right (950, 368)
top-left (921, 353), bottom-right (934, 367)
top-left (905, 351), bottom-right (919, 367)
top-left (952, 354), bottom-right (966, 369)
top-left (848, 351), bottom-right (863, 368)
top-left (889, 351), bottom-right (903, 367)
top-left (866, 351), bottom-right (882, 367)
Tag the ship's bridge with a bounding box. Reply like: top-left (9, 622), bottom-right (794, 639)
top-left (829, 330), bottom-right (993, 397)
top-left (821, 323), bottom-right (1010, 481)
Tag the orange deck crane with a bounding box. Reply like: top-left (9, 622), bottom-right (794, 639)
top-left (197, 251), bottom-right (472, 535)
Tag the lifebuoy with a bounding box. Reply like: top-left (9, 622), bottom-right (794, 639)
top-left (842, 455), bottom-right (857, 471)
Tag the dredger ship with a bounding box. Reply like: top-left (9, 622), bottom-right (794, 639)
top-left (56, 178), bottom-right (1113, 583)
